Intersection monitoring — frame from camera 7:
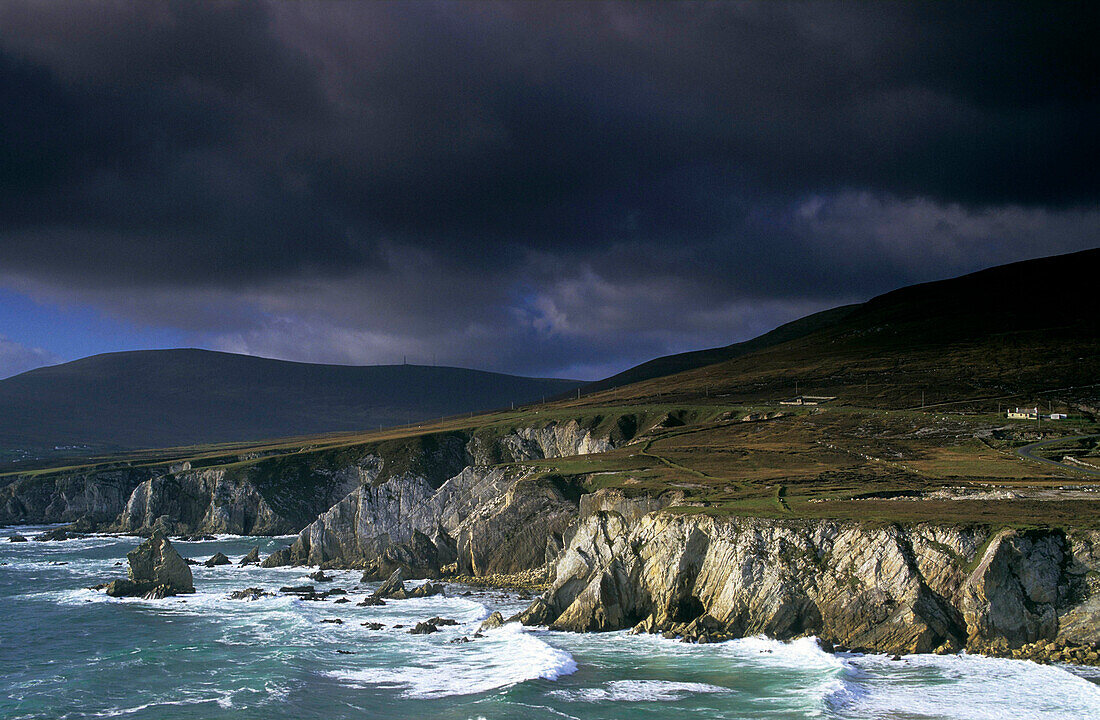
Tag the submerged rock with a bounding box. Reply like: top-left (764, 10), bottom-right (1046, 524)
top-left (204, 552), bottom-right (230, 567)
top-left (362, 622), bottom-right (385, 630)
top-left (103, 531), bottom-right (194, 598)
top-left (238, 547), bottom-right (261, 566)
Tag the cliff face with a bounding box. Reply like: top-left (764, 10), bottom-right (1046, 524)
top-left (0, 468), bottom-right (153, 526)
top-left (269, 420), bottom-right (608, 576)
top-left (520, 491), bottom-right (1100, 662)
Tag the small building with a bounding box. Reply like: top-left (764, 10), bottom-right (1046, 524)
top-left (1049, 413), bottom-right (1067, 420)
top-left (1007, 407), bottom-right (1039, 420)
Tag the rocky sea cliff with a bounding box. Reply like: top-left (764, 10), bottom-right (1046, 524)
top-left (4, 415), bottom-right (1099, 665)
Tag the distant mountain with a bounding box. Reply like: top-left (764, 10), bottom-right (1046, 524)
top-left (0, 350), bottom-right (580, 453)
top-left (590, 248), bottom-right (1100, 407)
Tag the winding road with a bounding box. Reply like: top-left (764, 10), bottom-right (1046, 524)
top-left (1016, 434), bottom-right (1100, 477)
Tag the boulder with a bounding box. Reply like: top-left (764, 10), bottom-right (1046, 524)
top-left (357, 596), bottom-right (386, 607)
top-left (406, 582), bottom-right (445, 599)
top-left (261, 547), bottom-right (294, 568)
top-left (308, 569), bottom-right (333, 582)
top-left (8, 534), bottom-right (27, 542)
top-left (35, 528), bottom-right (82, 542)
top-left (479, 611), bottom-right (505, 632)
top-left (204, 552), bottom-right (231, 567)
top-left (238, 547), bottom-right (261, 566)
top-left (280, 585), bottom-right (317, 595)
top-left (427, 617), bottom-right (458, 626)
top-left (408, 621), bottom-right (438, 635)
top-left (104, 531), bottom-right (194, 598)
top-left (362, 622), bottom-right (385, 630)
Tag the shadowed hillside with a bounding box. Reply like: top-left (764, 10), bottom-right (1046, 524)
top-left (581, 248), bottom-right (1100, 409)
top-left (0, 350), bottom-right (580, 454)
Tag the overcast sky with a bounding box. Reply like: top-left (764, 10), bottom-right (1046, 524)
top-left (0, 1), bottom-right (1097, 379)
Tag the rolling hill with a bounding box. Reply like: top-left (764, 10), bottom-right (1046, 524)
top-left (583, 247), bottom-right (1100, 409)
top-left (0, 350), bottom-right (580, 454)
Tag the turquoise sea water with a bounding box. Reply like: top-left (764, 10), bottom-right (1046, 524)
top-left (2, 527), bottom-right (1098, 719)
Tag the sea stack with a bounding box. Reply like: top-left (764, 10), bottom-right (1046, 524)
top-left (104, 530), bottom-right (195, 599)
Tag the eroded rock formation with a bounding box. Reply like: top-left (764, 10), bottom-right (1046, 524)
top-left (519, 491), bottom-right (1100, 662)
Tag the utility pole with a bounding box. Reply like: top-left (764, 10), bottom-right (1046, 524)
top-left (921, 390), bottom-right (925, 409)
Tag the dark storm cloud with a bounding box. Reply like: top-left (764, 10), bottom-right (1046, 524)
top-left (0, 1), bottom-right (1096, 377)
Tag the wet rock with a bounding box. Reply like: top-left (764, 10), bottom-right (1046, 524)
top-left (279, 585), bottom-right (317, 595)
top-left (176, 534), bottom-right (216, 542)
top-left (427, 617), bottom-right (458, 626)
top-left (228, 587), bottom-right (273, 601)
top-left (373, 568), bottom-right (406, 599)
top-left (361, 622), bottom-right (385, 630)
top-left (8, 534), bottom-right (27, 542)
top-left (204, 552), bottom-right (230, 567)
top-left (321, 618), bottom-right (343, 624)
top-left (261, 547), bottom-right (294, 568)
top-left (408, 622), bottom-right (438, 635)
top-left (357, 596), bottom-right (386, 607)
top-left (35, 528), bottom-right (83, 542)
top-left (238, 547), bottom-right (261, 566)
top-left (478, 611), bottom-right (505, 632)
top-left (450, 636), bottom-right (471, 644)
top-left (334, 597), bottom-right (350, 604)
top-left (308, 569), bottom-right (333, 582)
top-left (408, 582), bottom-right (445, 599)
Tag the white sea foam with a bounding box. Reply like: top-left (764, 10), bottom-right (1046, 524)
top-left (549, 679), bottom-right (733, 703)
top-left (721, 635), bottom-right (846, 671)
top-left (328, 623), bottom-right (577, 698)
top-left (828, 651), bottom-right (1100, 720)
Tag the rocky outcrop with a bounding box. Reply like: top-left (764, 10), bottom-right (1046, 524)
top-left (101, 531), bottom-right (195, 599)
top-left (520, 492), bottom-right (1100, 662)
